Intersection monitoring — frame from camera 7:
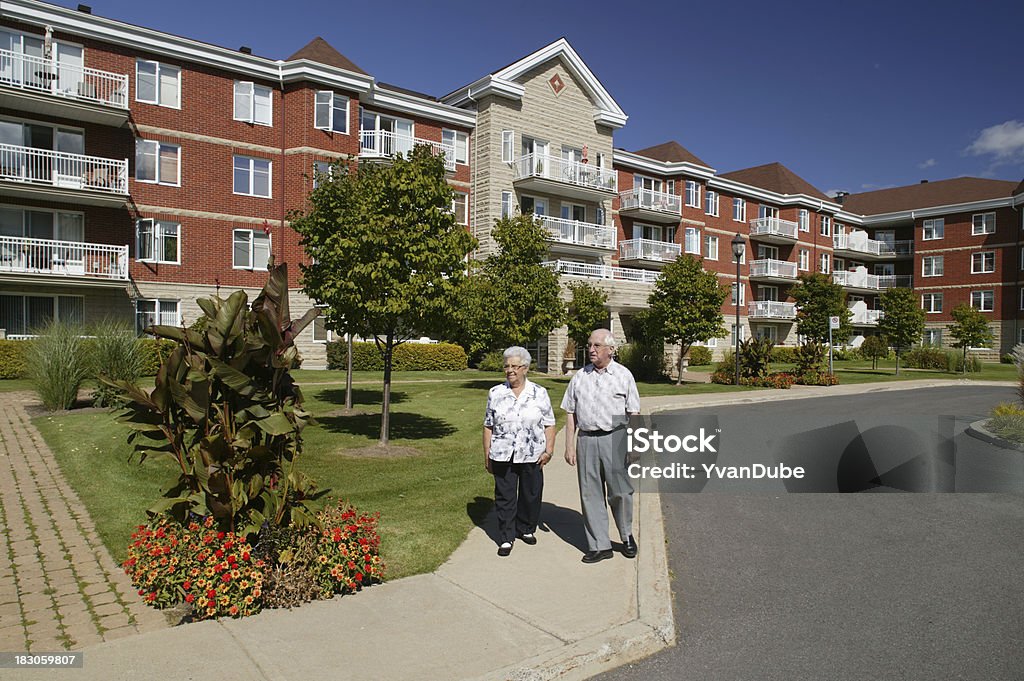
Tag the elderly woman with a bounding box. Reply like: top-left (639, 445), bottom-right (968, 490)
top-left (483, 346), bottom-right (557, 557)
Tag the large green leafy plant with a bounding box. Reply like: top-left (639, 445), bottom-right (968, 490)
top-left (107, 264), bottom-right (324, 538)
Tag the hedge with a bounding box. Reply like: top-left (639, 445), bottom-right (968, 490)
top-left (326, 341), bottom-right (467, 371)
top-left (138, 339), bottom-right (177, 376)
top-left (0, 339), bottom-right (29, 379)
top-left (687, 346), bottom-right (713, 366)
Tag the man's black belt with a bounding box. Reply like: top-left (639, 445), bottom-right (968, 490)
top-left (579, 425), bottom-right (626, 436)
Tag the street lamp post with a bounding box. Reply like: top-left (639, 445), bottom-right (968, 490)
top-left (731, 233), bottom-right (745, 386)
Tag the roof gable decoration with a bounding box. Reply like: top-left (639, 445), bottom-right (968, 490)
top-left (443, 38), bottom-right (627, 129)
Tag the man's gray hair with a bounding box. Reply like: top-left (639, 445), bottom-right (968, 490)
top-left (592, 328), bottom-right (617, 348)
top-left (503, 346), bottom-right (532, 367)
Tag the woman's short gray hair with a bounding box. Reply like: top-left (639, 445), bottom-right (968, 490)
top-left (503, 346), bottom-right (532, 367)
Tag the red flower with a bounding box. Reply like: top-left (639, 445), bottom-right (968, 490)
top-left (214, 549), bottom-right (224, 559)
top-left (185, 593), bottom-right (195, 603)
top-left (207, 589), bottom-right (216, 599)
top-left (183, 580), bottom-right (192, 590)
top-left (241, 552), bottom-right (250, 561)
top-left (146, 592), bottom-right (157, 602)
top-left (222, 573), bottom-right (232, 583)
top-left (217, 532), bottom-right (225, 540)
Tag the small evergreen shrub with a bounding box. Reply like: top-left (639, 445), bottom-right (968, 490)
top-left (326, 341), bottom-right (467, 371)
top-left (27, 321), bottom-right (91, 411)
top-left (476, 350), bottom-right (505, 372)
top-left (900, 347), bottom-right (948, 370)
top-left (687, 346), bottom-right (713, 366)
top-left (770, 346), bottom-right (798, 364)
top-left (0, 339), bottom-right (29, 378)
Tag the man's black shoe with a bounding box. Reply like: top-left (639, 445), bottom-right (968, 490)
top-left (621, 535), bottom-right (638, 559)
top-left (518, 533), bottom-right (537, 545)
top-left (497, 542), bottom-right (513, 557)
top-left (581, 549), bottom-right (613, 564)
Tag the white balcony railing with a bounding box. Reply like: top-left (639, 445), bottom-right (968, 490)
top-left (358, 130), bottom-right (456, 170)
top-left (879, 240), bottom-right (914, 257)
top-left (833, 233), bottom-right (883, 256)
top-left (538, 216), bottom-right (615, 249)
top-left (748, 301), bottom-right (797, 319)
top-left (749, 217), bottom-right (799, 240)
top-left (515, 153), bottom-right (617, 193)
top-left (618, 188), bottom-right (681, 215)
top-left (619, 238), bottom-right (681, 262)
top-left (0, 235), bottom-right (128, 280)
top-left (833, 271), bottom-right (913, 290)
top-left (0, 49), bottom-right (129, 109)
top-left (0, 144), bottom-right (128, 194)
top-left (849, 309), bottom-right (884, 325)
top-left (749, 258), bottom-right (798, 279)
top-left (542, 260), bottom-right (659, 284)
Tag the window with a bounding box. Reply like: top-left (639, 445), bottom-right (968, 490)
top-left (819, 253), bottom-right (830, 274)
top-left (685, 180), bottom-right (700, 208)
top-left (759, 286), bottom-right (779, 302)
top-left (923, 329), bottom-right (942, 347)
top-left (758, 205), bottom-right (778, 220)
top-left (1020, 288), bottom-right (1024, 311)
top-left (922, 293), bottom-right (943, 313)
top-left (501, 191), bottom-right (514, 219)
top-left (733, 198), bottom-right (746, 223)
top-left (971, 251), bottom-right (995, 274)
top-left (520, 196), bottom-right (546, 216)
top-left (972, 212), bottom-right (995, 235)
top-left (135, 140), bottom-right (179, 185)
top-left (684, 227), bottom-right (700, 254)
top-left (731, 323), bottom-right (746, 344)
top-left (312, 160), bottom-right (332, 189)
top-left (314, 91), bottom-right (349, 133)
top-left (452, 192), bottom-right (468, 225)
top-left (0, 294), bottom-right (83, 336)
top-left (312, 315), bottom-right (332, 343)
top-left (922, 256), bottom-right (944, 277)
top-left (819, 215), bottom-right (831, 237)
top-left (135, 60), bottom-right (179, 108)
top-left (798, 249), bottom-right (809, 271)
top-left (233, 81), bottom-right (272, 126)
top-left (755, 326), bottom-right (778, 342)
top-left (442, 129), bottom-right (469, 165)
top-left (923, 218), bottom-right (944, 240)
top-left (233, 156), bottom-right (271, 197)
top-left (705, 190), bottom-right (719, 216)
top-left (971, 290), bottom-right (994, 312)
top-left (232, 229), bottom-right (270, 270)
top-left (135, 299), bottom-right (178, 335)
top-left (730, 282), bottom-right (745, 306)
top-left (704, 235), bottom-right (718, 260)
top-left (136, 219), bottom-right (180, 264)
top-left (799, 209), bottom-right (809, 232)
top-left (501, 130), bottom-right (514, 163)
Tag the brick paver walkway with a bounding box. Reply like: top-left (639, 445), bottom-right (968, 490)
top-left (0, 392), bottom-right (166, 652)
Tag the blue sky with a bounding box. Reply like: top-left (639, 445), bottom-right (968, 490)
top-left (60, 0), bottom-right (1024, 196)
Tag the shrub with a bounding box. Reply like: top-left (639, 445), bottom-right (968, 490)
top-left (326, 341), bottom-right (467, 371)
top-left (476, 349), bottom-right (505, 372)
top-left (859, 336), bottom-right (891, 369)
top-left (739, 337), bottom-right (773, 379)
top-left (770, 346), bottom-right (798, 364)
top-left (987, 413), bottom-right (1024, 444)
top-left (91, 320), bottom-right (145, 407)
top-left (943, 349), bottom-right (981, 373)
top-left (137, 339), bottom-right (176, 377)
top-left (0, 339), bottom-right (29, 378)
top-left (1001, 353), bottom-right (1015, 364)
top-left (795, 371), bottom-right (840, 386)
top-left (710, 368), bottom-right (793, 388)
top-left (27, 321), bottom-right (92, 411)
top-left (687, 345), bottom-right (713, 366)
top-left (900, 347), bottom-right (948, 370)
top-left (617, 342), bottom-right (665, 381)
top-left (992, 402), bottom-right (1024, 417)
top-left (794, 342), bottom-right (826, 374)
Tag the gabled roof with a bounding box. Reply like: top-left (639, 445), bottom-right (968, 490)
top-left (841, 177), bottom-right (1020, 215)
top-left (719, 162), bottom-right (830, 201)
top-left (441, 38), bottom-right (627, 129)
top-left (287, 37), bottom-right (367, 76)
top-left (631, 141), bottom-right (709, 168)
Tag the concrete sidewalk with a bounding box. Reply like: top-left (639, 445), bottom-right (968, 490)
top-left (5, 378), bottom-right (1012, 681)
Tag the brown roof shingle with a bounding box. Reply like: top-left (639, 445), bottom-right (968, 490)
top-left (287, 37), bottom-right (367, 75)
top-left (841, 177), bottom-right (1019, 215)
top-left (630, 141), bottom-right (710, 168)
top-left (718, 162), bottom-right (830, 201)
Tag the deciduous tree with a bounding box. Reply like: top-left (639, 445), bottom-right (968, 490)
top-left (948, 303), bottom-right (994, 374)
top-left (877, 287), bottom-right (925, 375)
top-left (789, 273), bottom-right (852, 345)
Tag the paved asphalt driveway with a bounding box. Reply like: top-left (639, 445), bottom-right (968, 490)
top-left (599, 385), bottom-right (1024, 681)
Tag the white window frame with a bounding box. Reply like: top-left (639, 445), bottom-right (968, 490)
top-left (685, 180), bottom-right (701, 208)
top-left (924, 328), bottom-right (943, 347)
top-left (730, 282), bottom-right (745, 306)
top-left (452, 192), bottom-right (468, 226)
top-left (819, 215), bottom-right (831, 237)
top-left (798, 249), bottom-right (809, 271)
top-left (233, 81), bottom-right (273, 126)
top-left (501, 130), bottom-right (514, 163)
top-left (135, 59), bottom-right (180, 108)
top-left (799, 209), bottom-right (809, 232)
top-left (970, 290), bottom-right (994, 312)
top-left (312, 312), bottom-right (332, 343)
top-left (703, 235), bottom-right (718, 260)
top-left (312, 160), bottom-right (333, 189)
top-left (819, 253), bottom-right (830, 274)
top-left (135, 299), bottom-right (179, 336)
top-left (134, 139), bottom-right (180, 186)
top-left (501, 191), bottom-right (514, 218)
top-left (314, 91), bottom-right (349, 134)
top-left (922, 256), bottom-right (944, 277)
top-left (705, 190), bottom-right (719, 217)
top-left (971, 251), bottom-right (995, 274)
top-left (972, 212), bottom-right (995, 235)
top-left (733, 197), bottom-right (746, 223)
top-left (232, 228), bottom-right (271, 270)
top-left (922, 293), bottom-right (943, 313)
top-left (0, 292), bottom-right (84, 336)
top-left (233, 156), bottom-right (272, 198)
top-left (684, 227), bottom-right (700, 254)
top-left (442, 129), bottom-right (469, 165)
top-left (135, 218), bottom-right (180, 264)
top-left (923, 218), bottom-right (944, 240)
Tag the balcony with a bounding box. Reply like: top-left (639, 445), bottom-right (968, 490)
top-left (749, 217), bottom-right (799, 244)
top-left (538, 216), bottom-right (615, 253)
top-left (0, 49), bottom-right (129, 126)
top-left (618, 238), bottom-right (681, 267)
top-left (748, 301), bottom-right (797, 320)
top-left (514, 153), bottom-right (617, 202)
top-left (0, 144), bottom-right (128, 207)
top-left (748, 258), bottom-right (798, 282)
top-left (542, 259), bottom-right (659, 285)
top-left (850, 309), bottom-right (883, 325)
top-left (832, 269), bottom-right (913, 292)
top-left (618, 188), bottom-right (681, 223)
top-left (833, 233), bottom-right (915, 260)
top-left (0, 235), bottom-right (128, 285)
top-left (358, 130), bottom-right (455, 171)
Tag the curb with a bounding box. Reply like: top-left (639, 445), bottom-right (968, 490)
top-left (965, 418), bottom-right (1024, 452)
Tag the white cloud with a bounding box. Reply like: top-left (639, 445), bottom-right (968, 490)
top-left (966, 120), bottom-right (1024, 161)
top-left (918, 158), bottom-right (937, 169)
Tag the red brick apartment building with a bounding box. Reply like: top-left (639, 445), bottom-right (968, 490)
top-left (1, 0), bottom-right (1021, 369)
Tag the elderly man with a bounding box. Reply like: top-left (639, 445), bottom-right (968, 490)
top-left (561, 328), bottom-right (641, 564)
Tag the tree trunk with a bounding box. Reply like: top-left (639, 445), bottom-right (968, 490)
top-left (676, 345), bottom-right (684, 385)
top-left (344, 333), bottom-right (353, 410)
top-left (963, 346), bottom-right (968, 374)
top-left (895, 348), bottom-right (900, 375)
top-left (379, 332), bottom-right (393, 446)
